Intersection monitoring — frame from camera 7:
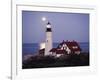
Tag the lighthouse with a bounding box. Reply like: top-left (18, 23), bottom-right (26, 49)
top-left (45, 21), bottom-right (53, 56)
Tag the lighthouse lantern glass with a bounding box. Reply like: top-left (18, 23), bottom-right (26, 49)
top-left (47, 24), bottom-right (51, 28)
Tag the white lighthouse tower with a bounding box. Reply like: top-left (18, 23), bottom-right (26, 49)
top-left (45, 21), bottom-right (53, 56)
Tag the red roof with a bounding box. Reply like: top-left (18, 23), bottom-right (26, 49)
top-left (58, 40), bottom-right (81, 52)
top-left (50, 48), bottom-right (57, 52)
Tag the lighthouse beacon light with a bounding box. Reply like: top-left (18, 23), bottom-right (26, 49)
top-left (46, 22), bottom-right (51, 28)
top-left (46, 24), bottom-right (51, 28)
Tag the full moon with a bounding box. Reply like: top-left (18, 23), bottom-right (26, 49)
top-left (42, 17), bottom-right (46, 21)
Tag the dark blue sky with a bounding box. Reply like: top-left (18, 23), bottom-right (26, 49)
top-left (22, 11), bottom-right (89, 43)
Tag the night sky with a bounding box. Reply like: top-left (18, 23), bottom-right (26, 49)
top-left (22, 11), bottom-right (89, 43)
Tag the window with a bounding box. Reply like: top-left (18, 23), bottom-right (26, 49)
top-left (72, 46), bottom-right (78, 49)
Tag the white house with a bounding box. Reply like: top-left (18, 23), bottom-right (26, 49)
top-left (50, 40), bottom-right (81, 57)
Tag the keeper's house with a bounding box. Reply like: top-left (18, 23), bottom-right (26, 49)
top-left (50, 40), bottom-right (81, 57)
